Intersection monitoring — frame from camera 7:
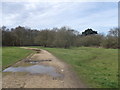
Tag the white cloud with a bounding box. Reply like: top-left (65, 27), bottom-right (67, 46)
top-left (2, 0), bottom-right (119, 2)
top-left (1, 2), bottom-right (118, 34)
top-left (24, 3), bottom-right (37, 10)
top-left (75, 8), bottom-right (117, 26)
top-left (18, 2), bottom-right (97, 27)
top-left (0, 3), bottom-right (2, 26)
top-left (3, 13), bottom-right (19, 26)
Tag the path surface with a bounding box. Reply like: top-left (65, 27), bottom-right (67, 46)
top-left (2, 47), bottom-right (86, 88)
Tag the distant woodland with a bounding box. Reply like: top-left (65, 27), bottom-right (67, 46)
top-left (1, 26), bottom-right (119, 49)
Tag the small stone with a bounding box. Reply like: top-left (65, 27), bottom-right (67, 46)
top-left (61, 69), bottom-right (64, 72)
top-left (61, 81), bottom-right (64, 83)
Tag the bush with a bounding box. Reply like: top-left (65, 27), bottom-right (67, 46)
top-left (101, 35), bottom-right (118, 49)
top-left (76, 35), bottom-right (103, 47)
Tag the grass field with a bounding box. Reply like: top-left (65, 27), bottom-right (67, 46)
top-left (2, 46), bottom-right (118, 88)
top-left (31, 46), bottom-right (118, 88)
top-left (2, 47), bottom-right (33, 69)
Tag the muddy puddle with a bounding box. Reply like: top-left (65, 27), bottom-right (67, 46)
top-left (32, 49), bottom-right (41, 53)
top-left (25, 59), bottom-right (52, 64)
top-left (3, 65), bottom-right (63, 78)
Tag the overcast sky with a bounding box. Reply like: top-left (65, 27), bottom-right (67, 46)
top-left (1, 1), bottom-right (118, 34)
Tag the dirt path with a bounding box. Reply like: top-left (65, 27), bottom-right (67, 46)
top-left (2, 47), bottom-right (86, 88)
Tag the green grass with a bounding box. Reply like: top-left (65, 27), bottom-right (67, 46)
top-left (2, 47), bottom-right (33, 69)
top-left (30, 46), bottom-right (118, 88)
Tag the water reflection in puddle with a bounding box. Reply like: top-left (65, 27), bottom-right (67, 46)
top-left (24, 60), bottom-right (52, 64)
top-left (3, 65), bottom-right (63, 78)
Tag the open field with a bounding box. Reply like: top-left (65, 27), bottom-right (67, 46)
top-left (30, 46), bottom-right (118, 88)
top-left (2, 47), bottom-right (33, 69)
top-left (2, 46), bottom-right (118, 88)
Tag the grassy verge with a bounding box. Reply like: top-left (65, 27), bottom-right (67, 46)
top-left (30, 46), bottom-right (118, 88)
top-left (2, 47), bottom-right (33, 69)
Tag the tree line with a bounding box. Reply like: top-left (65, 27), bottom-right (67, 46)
top-left (1, 26), bottom-right (119, 49)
